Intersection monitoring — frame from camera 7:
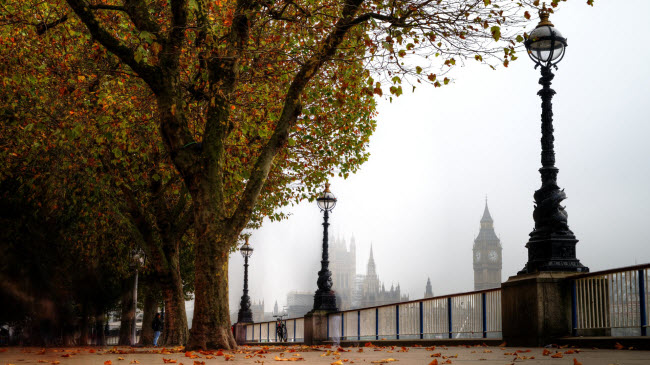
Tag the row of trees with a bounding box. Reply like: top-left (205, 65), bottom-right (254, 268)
top-left (1, 0), bottom-right (580, 350)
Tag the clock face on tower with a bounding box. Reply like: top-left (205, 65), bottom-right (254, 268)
top-left (474, 251), bottom-right (481, 261)
top-left (488, 250), bottom-right (498, 262)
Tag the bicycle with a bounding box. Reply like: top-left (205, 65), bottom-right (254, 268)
top-left (273, 314), bottom-right (288, 342)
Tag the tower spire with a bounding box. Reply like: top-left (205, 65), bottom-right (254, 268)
top-left (367, 244), bottom-right (377, 276)
top-left (481, 196), bottom-right (493, 224)
top-left (424, 277), bottom-right (434, 298)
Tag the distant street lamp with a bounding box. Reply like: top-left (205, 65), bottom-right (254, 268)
top-left (519, 5), bottom-right (588, 274)
top-left (131, 251), bottom-right (145, 345)
top-left (313, 183), bottom-right (338, 311)
top-left (237, 237), bottom-right (254, 323)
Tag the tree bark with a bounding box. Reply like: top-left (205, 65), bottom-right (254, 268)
top-left (94, 311), bottom-right (106, 346)
top-left (161, 257), bottom-right (189, 346)
top-left (118, 278), bottom-right (135, 346)
top-left (186, 227), bottom-right (236, 350)
top-left (78, 304), bottom-right (89, 346)
top-left (139, 288), bottom-right (157, 346)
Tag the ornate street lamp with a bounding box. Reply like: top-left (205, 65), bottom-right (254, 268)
top-left (519, 5), bottom-right (588, 274)
top-left (237, 237), bottom-right (254, 323)
top-left (312, 182), bottom-right (338, 311)
top-left (131, 250), bottom-right (145, 346)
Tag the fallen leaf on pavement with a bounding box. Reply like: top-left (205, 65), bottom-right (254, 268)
top-left (573, 358), bottom-right (582, 365)
top-left (551, 352), bottom-right (563, 358)
top-left (371, 359), bottom-right (398, 363)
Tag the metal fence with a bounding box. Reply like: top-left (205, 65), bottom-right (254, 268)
top-left (571, 264), bottom-right (650, 337)
top-left (244, 318), bottom-right (305, 343)
top-left (327, 288), bottom-right (501, 341)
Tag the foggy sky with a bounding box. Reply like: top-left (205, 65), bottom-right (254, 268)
top-left (226, 1), bottom-right (650, 315)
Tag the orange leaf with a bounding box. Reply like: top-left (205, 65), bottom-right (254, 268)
top-left (551, 352), bottom-right (563, 358)
top-left (429, 360), bottom-right (438, 365)
top-left (615, 342), bottom-right (625, 350)
top-left (104, 361), bottom-right (112, 365)
top-left (542, 349), bottom-right (551, 356)
top-left (573, 358), bottom-right (582, 365)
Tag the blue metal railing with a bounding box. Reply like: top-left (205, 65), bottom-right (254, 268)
top-left (244, 317), bottom-right (304, 343)
top-left (570, 263), bottom-right (650, 337)
top-left (327, 288), bottom-right (501, 341)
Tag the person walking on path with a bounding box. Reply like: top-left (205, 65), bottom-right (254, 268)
top-left (152, 313), bottom-right (163, 347)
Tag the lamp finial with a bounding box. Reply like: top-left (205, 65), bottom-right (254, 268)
top-left (537, 3), bottom-right (554, 27)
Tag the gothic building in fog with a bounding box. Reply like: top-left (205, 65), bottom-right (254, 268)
top-left (473, 200), bottom-right (502, 290)
top-left (330, 236), bottom-right (408, 310)
top-left (424, 277), bottom-right (434, 298)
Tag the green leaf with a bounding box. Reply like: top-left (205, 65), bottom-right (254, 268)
top-left (490, 26), bottom-right (501, 42)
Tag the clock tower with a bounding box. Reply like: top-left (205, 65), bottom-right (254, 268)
top-left (473, 199), bottom-right (502, 290)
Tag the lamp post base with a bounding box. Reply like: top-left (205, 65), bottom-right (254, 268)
top-left (237, 310), bottom-right (253, 324)
top-left (312, 290), bottom-right (338, 312)
top-left (518, 234), bottom-right (589, 274)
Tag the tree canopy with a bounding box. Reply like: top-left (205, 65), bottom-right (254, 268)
top-left (0, 0), bottom-right (581, 349)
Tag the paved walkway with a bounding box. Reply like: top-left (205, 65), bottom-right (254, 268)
top-left (1, 344), bottom-right (649, 365)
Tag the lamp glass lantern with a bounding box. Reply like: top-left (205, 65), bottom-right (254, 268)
top-left (316, 183), bottom-right (337, 211)
top-left (524, 7), bottom-right (567, 68)
top-left (240, 239), bottom-right (254, 258)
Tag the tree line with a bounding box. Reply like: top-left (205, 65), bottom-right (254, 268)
top-left (0, 0), bottom-right (578, 349)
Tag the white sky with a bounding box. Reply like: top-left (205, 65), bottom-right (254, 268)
top-left (226, 0), bottom-right (650, 314)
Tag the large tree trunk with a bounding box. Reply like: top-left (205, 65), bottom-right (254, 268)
top-left (118, 278), bottom-right (135, 346)
top-left (186, 227), bottom-right (236, 350)
top-left (94, 311), bottom-right (106, 346)
top-left (78, 304), bottom-right (89, 346)
top-left (161, 259), bottom-right (189, 346)
top-left (138, 288), bottom-right (157, 346)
